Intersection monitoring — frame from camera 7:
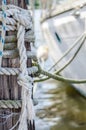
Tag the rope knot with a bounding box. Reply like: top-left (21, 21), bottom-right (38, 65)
top-left (17, 73), bottom-right (33, 93)
top-left (14, 10), bottom-right (32, 29)
top-left (1, 4), bottom-right (36, 130)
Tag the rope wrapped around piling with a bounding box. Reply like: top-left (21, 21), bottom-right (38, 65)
top-left (0, 4), bottom-right (36, 130)
top-left (0, 67), bottom-right (38, 75)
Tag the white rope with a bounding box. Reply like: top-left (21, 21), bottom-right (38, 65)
top-left (0, 0), bottom-right (6, 66)
top-left (0, 67), bottom-right (38, 75)
top-left (0, 4), bottom-right (35, 130)
top-left (17, 23), bottom-right (35, 129)
top-left (0, 7), bottom-right (32, 31)
top-left (3, 50), bottom-right (37, 59)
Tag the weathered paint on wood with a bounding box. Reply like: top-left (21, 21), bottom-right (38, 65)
top-left (0, 0), bottom-right (32, 129)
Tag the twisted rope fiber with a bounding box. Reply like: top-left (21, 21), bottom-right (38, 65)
top-left (0, 0), bottom-right (6, 65)
top-left (0, 67), bottom-right (38, 75)
top-left (34, 31), bottom-right (86, 84)
top-left (0, 100), bottom-right (21, 109)
top-left (17, 24), bottom-right (35, 130)
top-left (35, 33), bottom-right (86, 82)
top-left (0, 99), bottom-right (37, 109)
top-left (0, 5), bottom-right (32, 31)
top-left (0, 4), bottom-right (35, 130)
top-left (34, 32), bottom-right (86, 83)
top-left (3, 49), bottom-right (37, 59)
top-left (36, 62), bottom-right (86, 84)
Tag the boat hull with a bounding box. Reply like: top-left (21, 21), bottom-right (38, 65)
top-left (41, 11), bottom-right (86, 97)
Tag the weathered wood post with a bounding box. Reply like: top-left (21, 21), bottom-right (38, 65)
top-left (0, 0), bottom-right (35, 129)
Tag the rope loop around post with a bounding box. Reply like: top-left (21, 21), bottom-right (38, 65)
top-left (17, 73), bottom-right (33, 94)
top-left (0, 4), bottom-right (35, 130)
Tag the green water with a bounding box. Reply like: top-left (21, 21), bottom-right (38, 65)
top-left (34, 7), bottom-right (86, 130)
top-left (36, 81), bottom-right (86, 130)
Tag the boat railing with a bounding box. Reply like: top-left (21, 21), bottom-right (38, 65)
top-left (40, 0), bottom-right (86, 22)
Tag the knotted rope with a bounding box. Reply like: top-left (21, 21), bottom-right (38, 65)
top-left (17, 23), bottom-right (35, 129)
top-left (0, 4), bottom-right (35, 130)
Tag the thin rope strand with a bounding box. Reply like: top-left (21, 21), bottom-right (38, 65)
top-left (48, 32), bottom-right (85, 71)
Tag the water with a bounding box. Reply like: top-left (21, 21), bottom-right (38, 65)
top-left (34, 79), bottom-right (86, 130)
top-left (34, 9), bottom-right (86, 130)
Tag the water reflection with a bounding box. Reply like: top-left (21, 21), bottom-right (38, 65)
top-left (36, 80), bottom-right (86, 130)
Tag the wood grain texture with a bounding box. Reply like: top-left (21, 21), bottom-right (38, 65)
top-left (0, 0), bottom-right (32, 129)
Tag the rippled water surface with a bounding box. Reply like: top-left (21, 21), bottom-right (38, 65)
top-left (35, 80), bottom-right (86, 130)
